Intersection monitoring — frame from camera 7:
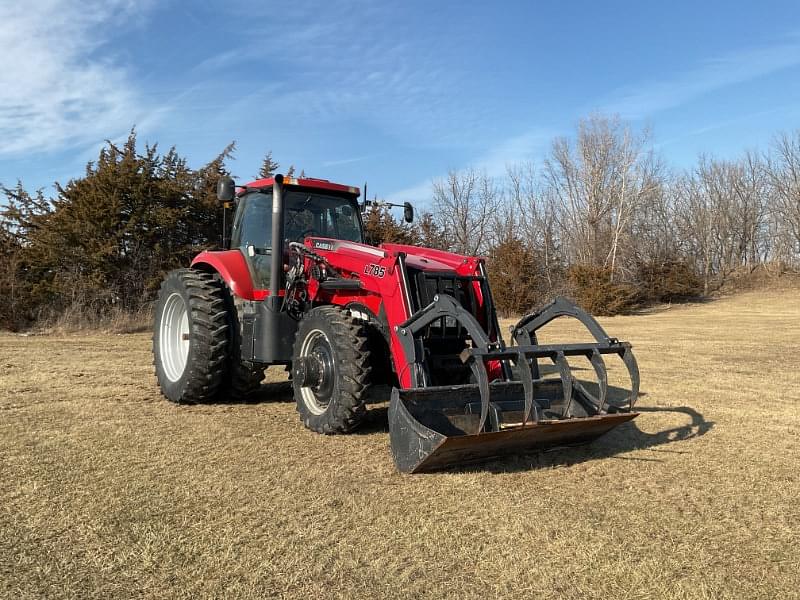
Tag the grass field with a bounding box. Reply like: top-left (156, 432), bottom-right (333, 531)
top-left (1, 289), bottom-right (798, 599)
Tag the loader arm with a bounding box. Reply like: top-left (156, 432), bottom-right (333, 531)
top-left (304, 238), bottom-right (642, 473)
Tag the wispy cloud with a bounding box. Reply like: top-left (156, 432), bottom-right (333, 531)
top-left (656, 104), bottom-right (798, 150)
top-left (601, 34), bottom-right (800, 118)
top-left (185, 2), bottom-right (481, 148)
top-left (471, 130), bottom-right (554, 179)
top-left (388, 128), bottom-right (554, 204)
top-left (321, 155), bottom-right (373, 168)
top-left (0, 0), bottom-right (154, 158)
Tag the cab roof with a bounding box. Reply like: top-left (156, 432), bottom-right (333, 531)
top-left (240, 176), bottom-right (360, 197)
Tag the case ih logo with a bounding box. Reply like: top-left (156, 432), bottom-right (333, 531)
top-left (312, 240), bottom-right (335, 251)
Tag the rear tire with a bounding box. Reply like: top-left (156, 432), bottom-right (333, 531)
top-left (221, 292), bottom-right (265, 400)
top-left (292, 306), bottom-right (371, 433)
top-left (153, 269), bottom-right (229, 403)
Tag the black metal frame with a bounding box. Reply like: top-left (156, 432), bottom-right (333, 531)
top-left (395, 294), bottom-right (640, 436)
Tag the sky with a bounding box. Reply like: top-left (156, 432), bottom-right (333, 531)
top-left (1, 0), bottom-right (800, 205)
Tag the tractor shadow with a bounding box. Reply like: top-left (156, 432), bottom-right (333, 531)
top-left (212, 378), bottom-right (387, 405)
top-left (209, 375), bottom-right (714, 475)
top-left (471, 403), bottom-right (714, 474)
top-left (248, 380), bottom-right (294, 403)
top-left (211, 380), bottom-right (294, 404)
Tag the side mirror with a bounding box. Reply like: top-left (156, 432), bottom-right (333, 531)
top-left (403, 202), bottom-right (414, 223)
top-left (217, 176), bottom-right (235, 202)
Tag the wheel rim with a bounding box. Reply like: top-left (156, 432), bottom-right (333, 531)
top-left (160, 292), bottom-right (190, 382)
top-left (299, 329), bottom-right (335, 415)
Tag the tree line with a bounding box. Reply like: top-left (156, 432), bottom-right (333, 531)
top-left (376, 115), bottom-right (800, 315)
top-left (2, 116), bottom-right (799, 330)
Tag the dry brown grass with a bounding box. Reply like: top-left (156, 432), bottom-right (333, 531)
top-left (35, 303), bottom-right (153, 335)
top-left (1, 290), bottom-right (798, 599)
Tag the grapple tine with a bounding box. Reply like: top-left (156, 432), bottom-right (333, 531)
top-left (468, 355), bottom-right (492, 434)
top-left (590, 349), bottom-right (609, 413)
top-left (517, 348), bottom-right (537, 425)
top-left (622, 346), bottom-right (640, 410)
top-left (387, 294), bottom-right (640, 473)
top-left (554, 351), bottom-right (574, 418)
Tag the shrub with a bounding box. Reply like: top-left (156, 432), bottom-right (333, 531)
top-left (635, 260), bottom-right (703, 303)
top-left (566, 265), bottom-right (639, 315)
top-left (487, 238), bottom-right (551, 316)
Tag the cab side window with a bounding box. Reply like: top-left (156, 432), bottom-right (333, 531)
top-left (231, 192), bottom-right (273, 249)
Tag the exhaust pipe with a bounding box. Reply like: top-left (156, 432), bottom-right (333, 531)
top-left (269, 174), bottom-right (285, 308)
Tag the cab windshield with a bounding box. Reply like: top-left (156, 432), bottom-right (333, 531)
top-left (284, 191), bottom-right (363, 243)
top-left (231, 190), bottom-right (363, 252)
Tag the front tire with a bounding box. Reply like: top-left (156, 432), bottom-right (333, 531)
top-left (292, 306), bottom-right (371, 433)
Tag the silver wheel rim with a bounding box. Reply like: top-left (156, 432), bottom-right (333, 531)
top-left (300, 329), bottom-right (333, 415)
top-left (160, 292), bottom-right (190, 382)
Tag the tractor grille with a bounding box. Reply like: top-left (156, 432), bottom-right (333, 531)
top-left (406, 269), bottom-right (479, 322)
top-left (405, 268), bottom-right (490, 385)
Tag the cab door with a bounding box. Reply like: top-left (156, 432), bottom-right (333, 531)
top-left (230, 191), bottom-right (273, 289)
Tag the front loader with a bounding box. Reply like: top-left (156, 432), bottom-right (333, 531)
top-left (152, 174), bottom-right (639, 473)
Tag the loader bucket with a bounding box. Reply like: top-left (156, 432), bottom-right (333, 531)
top-left (389, 382), bottom-right (638, 473)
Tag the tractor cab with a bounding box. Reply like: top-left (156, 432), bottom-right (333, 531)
top-left (225, 176), bottom-right (364, 289)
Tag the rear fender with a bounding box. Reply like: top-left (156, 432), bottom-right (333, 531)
top-left (191, 250), bottom-right (260, 300)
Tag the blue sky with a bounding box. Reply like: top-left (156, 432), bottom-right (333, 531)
top-left (1, 0), bottom-right (800, 204)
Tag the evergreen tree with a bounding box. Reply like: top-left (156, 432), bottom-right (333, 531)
top-left (0, 182), bottom-right (52, 328)
top-left (362, 203), bottom-right (418, 245)
top-left (191, 141), bottom-right (237, 250)
top-left (257, 151), bottom-right (280, 178)
top-left (412, 212), bottom-right (448, 250)
top-left (16, 130), bottom-right (235, 315)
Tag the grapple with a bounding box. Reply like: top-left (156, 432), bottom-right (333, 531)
top-left (389, 296), bottom-right (640, 473)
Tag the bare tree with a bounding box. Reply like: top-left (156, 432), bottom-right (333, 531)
top-left (766, 131), bottom-right (800, 257)
top-left (431, 168), bottom-right (500, 255)
top-left (543, 115), bottom-right (656, 281)
top-left (731, 151), bottom-right (769, 269)
top-left (506, 162), bottom-right (561, 290)
top-left (629, 171), bottom-right (681, 268)
top-left (673, 162), bottom-right (719, 294)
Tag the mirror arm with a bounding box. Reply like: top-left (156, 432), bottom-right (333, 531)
top-left (361, 200), bottom-right (414, 211)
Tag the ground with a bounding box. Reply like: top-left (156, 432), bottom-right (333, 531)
top-left (1, 289), bottom-right (798, 599)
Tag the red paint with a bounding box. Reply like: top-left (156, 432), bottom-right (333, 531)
top-left (381, 244), bottom-right (482, 275)
top-left (191, 249), bottom-right (269, 300)
top-left (241, 177), bottom-right (359, 196)
top-left (303, 239), bottom-right (498, 388)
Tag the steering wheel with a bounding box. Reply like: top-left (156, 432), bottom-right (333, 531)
top-left (299, 228), bottom-right (320, 240)
top-left (288, 241), bottom-right (325, 263)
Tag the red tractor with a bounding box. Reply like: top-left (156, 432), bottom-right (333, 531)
top-left (153, 174), bottom-right (640, 472)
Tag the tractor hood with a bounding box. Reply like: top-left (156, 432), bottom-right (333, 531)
top-left (380, 243), bottom-right (480, 275)
top-left (307, 238), bottom-right (480, 279)
top-left (401, 253), bottom-right (456, 273)
top-left (309, 238), bottom-right (474, 274)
